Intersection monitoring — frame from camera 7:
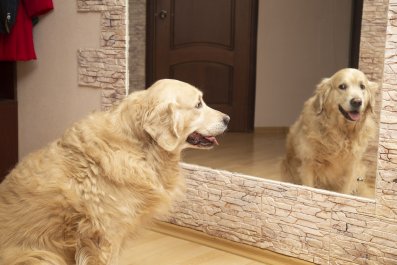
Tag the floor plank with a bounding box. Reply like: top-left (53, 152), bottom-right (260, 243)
top-left (150, 222), bottom-right (313, 265)
top-left (182, 131), bottom-right (286, 180)
top-left (120, 230), bottom-right (265, 265)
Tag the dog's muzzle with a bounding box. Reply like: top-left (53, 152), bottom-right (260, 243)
top-left (338, 105), bottom-right (361, 122)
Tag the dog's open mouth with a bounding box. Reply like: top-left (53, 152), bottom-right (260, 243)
top-left (338, 105), bottom-right (361, 121)
top-left (186, 132), bottom-right (219, 147)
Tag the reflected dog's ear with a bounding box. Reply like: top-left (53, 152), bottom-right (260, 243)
top-left (313, 78), bottom-right (331, 115)
top-left (143, 102), bottom-right (182, 152)
top-left (366, 81), bottom-right (378, 114)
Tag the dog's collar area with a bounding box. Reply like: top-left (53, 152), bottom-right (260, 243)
top-left (338, 105), bottom-right (360, 122)
top-left (186, 132), bottom-right (219, 147)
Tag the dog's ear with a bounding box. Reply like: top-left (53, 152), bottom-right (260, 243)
top-left (366, 81), bottom-right (378, 114)
top-left (313, 78), bottom-right (331, 115)
top-left (143, 102), bottom-right (182, 152)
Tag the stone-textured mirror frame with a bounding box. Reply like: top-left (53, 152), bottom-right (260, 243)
top-left (77, 0), bottom-right (396, 263)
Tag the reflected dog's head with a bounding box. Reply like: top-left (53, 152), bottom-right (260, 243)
top-left (313, 68), bottom-right (377, 122)
top-left (129, 79), bottom-right (229, 152)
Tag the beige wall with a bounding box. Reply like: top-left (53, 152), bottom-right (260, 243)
top-left (17, 0), bottom-right (354, 156)
top-left (17, 0), bottom-right (102, 158)
top-left (255, 0), bottom-right (353, 127)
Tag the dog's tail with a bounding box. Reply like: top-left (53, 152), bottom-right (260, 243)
top-left (0, 247), bottom-right (67, 265)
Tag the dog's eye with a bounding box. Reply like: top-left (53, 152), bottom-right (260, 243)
top-left (195, 101), bottom-right (203, 109)
top-left (338, 84), bottom-right (347, 90)
top-left (360, 84), bottom-right (366, 90)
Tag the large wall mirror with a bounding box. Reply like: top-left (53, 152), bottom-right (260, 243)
top-left (184, 0), bottom-right (380, 199)
top-left (130, 0), bottom-right (382, 199)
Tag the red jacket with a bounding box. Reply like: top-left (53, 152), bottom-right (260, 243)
top-left (0, 0), bottom-right (53, 61)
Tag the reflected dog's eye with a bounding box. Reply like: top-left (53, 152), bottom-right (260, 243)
top-left (338, 84), bottom-right (347, 90)
top-left (195, 101), bottom-right (203, 109)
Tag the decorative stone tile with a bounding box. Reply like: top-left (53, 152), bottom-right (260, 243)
top-left (330, 232), bottom-right (397, 265)
top-left (77, 0), bottom-right (127, 110)
top-left (328, 195), bottom-right (376, 216)
top-left (259, 185), bottom-right (332, 263)
top-left (376, 0), bottom-right (397, 222)
top-left (101, 9), bottom-right (127, 48)
top-left (165, 160), bottom-right (395, 264)
top-left (165, 166), bottom-right (264, 246)
top-left (360, 0), bottom-right (389, 192)
top-left (360, 0), bottom-right (388, 80)
top-left (128, 0), bottom-right (146, 92)
top-left (78, 48), bottom-right (126, 109)
top-left (77, 0), bottom-right (125, 12)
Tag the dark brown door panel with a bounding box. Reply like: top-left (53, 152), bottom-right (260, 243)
top-left (147, 0), bottom-right (258, 131)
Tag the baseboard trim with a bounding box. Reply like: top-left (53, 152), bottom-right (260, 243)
top-left (150, 221), bottom-right (313, 265)
top-left (254, 127), bottom-right (289, 134)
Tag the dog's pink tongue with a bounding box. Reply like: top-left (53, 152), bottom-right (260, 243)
top-left (348, 112), bottom-right (361, 121)
top-left (205, 136), bottom-right (219, 145)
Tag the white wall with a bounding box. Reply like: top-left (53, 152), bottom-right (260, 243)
top-left (255, 0), bottom-right (353, 127)
top-left (17, 0), bottom-right (102, 158)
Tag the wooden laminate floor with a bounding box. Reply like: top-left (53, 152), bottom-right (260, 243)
top-left (182, 130), bottom-right (376, 198)
top-left (120, 230), bottom-right (265, 265)
top-left (182, 130), bottom-right (287, 181)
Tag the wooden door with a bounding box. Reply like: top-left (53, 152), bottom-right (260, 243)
top-left (0, 62), bottom-right (18, 182)
top-left (147, 0), bottom-right (258, 132)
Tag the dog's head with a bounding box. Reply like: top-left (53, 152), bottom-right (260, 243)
top-left (139, 79), bottom-right (229, 152)
top-left (313, 68), bottom-right (377, 122)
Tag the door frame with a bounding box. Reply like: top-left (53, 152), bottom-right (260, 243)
top-left (349, 0), bottom-right (363, 68)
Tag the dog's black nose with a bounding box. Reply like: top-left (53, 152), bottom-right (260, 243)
top-left (223, 115), bottom-right (230, 126)
top-left (350, 98), bottom-right (362, 109)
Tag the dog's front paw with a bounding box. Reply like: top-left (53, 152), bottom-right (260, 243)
top-left (357, 176), bottom-right (365, 181)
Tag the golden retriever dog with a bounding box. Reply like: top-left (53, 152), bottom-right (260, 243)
top-left (281, 68), bottom-right (377, 195)
top-left (0, 79), bottom-right (229, 265)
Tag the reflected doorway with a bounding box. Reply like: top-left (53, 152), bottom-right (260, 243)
top-left (146, 0), bottom-right (258, 132)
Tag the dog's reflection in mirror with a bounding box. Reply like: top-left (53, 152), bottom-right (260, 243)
top-left (281, 68), bottom-right (378, 196)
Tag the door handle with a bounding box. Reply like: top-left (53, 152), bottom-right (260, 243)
top-left (158, 10), bottom-right (168, 19)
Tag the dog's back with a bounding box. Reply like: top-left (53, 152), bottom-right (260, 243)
top-left (0, 143), bottom-right (76, 264)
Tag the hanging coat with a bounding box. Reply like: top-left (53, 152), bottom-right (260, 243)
top-left (0, 0), bottom-right (53, 61)
top-left (0, 0), bottom-right (19, 34)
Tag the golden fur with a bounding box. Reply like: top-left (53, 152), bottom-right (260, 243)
top-left (0, 79), bottom-right (229, 265)
top-left (281, 68), bottom-right (378, 194)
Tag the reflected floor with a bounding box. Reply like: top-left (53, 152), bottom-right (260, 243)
top-left (182, 130), bottom-right (375, 198)
top-left (182, 130), bottom-right (287, 181)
